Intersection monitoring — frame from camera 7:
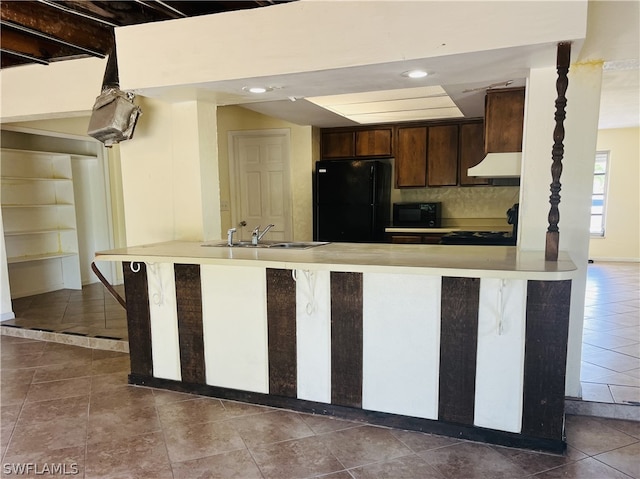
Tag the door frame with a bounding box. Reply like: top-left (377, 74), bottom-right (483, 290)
top-left (227, 128), bottom-right (293, 240)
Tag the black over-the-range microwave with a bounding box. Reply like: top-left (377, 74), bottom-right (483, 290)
top-left (393, 202), bottom-right (442, 228)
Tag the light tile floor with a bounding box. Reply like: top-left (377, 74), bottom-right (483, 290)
top-left (580, 262), bottom-right (640, 405)
top-left (1, 334), bottom-right (639, 479)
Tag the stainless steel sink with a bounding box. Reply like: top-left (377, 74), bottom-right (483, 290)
top-left (202, 240), bottom-right (330, 250)
top-left (268, 242), bottom-right (330, 249)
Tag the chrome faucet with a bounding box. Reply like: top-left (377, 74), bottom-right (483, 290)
top-left (251, 224), bottom-right (275, 245)
top-left (227, 228), bottom-right (237, 246)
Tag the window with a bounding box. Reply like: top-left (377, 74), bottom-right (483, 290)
top-left (590, 151), bottom-right (609, 236)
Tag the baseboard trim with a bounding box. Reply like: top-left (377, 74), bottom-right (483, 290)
top-left (566, 398), bottom-right (640, 422)
top-left (588, 257), bottom-right (640, 263)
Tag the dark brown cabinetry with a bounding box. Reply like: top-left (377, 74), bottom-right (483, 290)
top-left (321, 118), bottom-right (494, 188)
top-left (355, 128), bottom-right (393, 157)
top-left (459, 122), bottom-right (489, 186)
top-left (396, 127), bottom-right (427, 187)
top-left (484, 87), bottom-right (525, 153)
top-left (321, 128), bottom-right (392, 159)
top-left (321, 131), bottom-right (355, 158)
top-left (427, 125), bottom-right (458, 187)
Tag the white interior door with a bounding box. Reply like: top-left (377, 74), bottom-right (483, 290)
top-left (230, 130), bottom-right (292, 242)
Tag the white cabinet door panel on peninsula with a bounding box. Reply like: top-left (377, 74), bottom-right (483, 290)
top-left (1, 149), bottom-right (81, 297)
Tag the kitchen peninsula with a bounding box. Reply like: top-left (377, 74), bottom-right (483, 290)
top-left (96, 241), bottom-right (576, 453)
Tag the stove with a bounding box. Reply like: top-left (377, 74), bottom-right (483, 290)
top-left (439, 204), bottom-right (519, 246)
top-left (439, 230), bottom-right (516, 246)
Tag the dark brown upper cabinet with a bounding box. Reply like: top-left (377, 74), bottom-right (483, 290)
top-left (321, 131), bottom-right (355, 158)
top-left (320, 117), bottom-right (501, 188)
top-left (355, 128), bottom-right (393, 157)
top-left (484, 87), bottom-right (526, 153)
top-left (459, 121), bottom-right (489, 186)
top-left (321, 128), bottom-right (392, 159)
top-left (427, 125), bottom-right (458, 187)
top-left (396, 126), bottom-right (427, 187)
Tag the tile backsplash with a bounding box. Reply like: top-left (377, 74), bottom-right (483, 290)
top-left (392, 186), bottom-right (520, 219)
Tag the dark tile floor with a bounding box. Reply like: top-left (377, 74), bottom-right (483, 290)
top-left (1, 261), bottom-right (639, 477)
top-left (5, 283), bottom-right (127, 341)
top-left (1, 334), bottom-right (639, 479)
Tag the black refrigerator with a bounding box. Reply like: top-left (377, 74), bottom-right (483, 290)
top-left (314, 159), bottom-right (391, 242)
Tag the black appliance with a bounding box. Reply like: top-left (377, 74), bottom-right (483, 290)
top-left (393, 202), bottom-right (441, 228)
top-left (440, 203), bottom-right (519, 246)
top-left (314, 159), bottom-right (391, 242)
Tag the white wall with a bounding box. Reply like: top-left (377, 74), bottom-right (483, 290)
top-left (118, 97), bottom-right (221, 245)
top-left (0, 57), bottom-right (105, 121)
top-left (0, 209), bottom-right (15, 321)
top-left (115, 1), bottom-right (586, 92)
top-left (590, 128), bottom-right (640, 261)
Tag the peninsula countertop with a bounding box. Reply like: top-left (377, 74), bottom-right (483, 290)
top-left (96, 240), bottom-right (576, 280)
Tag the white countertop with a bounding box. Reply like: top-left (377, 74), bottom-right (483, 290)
top-left (96, 241), bottom-right (576, 280)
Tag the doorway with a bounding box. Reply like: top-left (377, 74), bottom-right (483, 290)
top-left (228, 129), bottom-right (293, 242)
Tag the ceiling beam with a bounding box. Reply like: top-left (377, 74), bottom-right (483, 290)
top-left (1, 20), bottom-right (106, 58)
top-left (49, 0), bottom-right (174, 25)
top-left (1, 48), bottom-right (49, 66)
top-left (1, 1), bottom-right (114, 56)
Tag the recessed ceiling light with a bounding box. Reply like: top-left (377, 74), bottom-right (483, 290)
top-left (243, 86), bottom-right (272, 94)
top-left (402, 70), bottom-right (429, 79)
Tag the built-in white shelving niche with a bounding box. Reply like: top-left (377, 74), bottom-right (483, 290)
top-left (1, 148), bottom-right (82, 297)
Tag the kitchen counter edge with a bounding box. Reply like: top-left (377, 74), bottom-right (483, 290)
top-left (95, 241), bottom-right (576, 281)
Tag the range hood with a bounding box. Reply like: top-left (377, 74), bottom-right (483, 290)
top-left (467, 152), bottom-right (522, 178)
top-left (467, 86), bottom-right (525, 179)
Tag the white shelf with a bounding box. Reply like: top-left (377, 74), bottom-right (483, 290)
top-left (7, 252), bottom-right (79, 264)
top-left (2, 148), bottom-right (81, 297)
top-left (2, 203), bottom-right (75, 208)
top-left (2, 176), bottom-right (72, 181)
top-left (4, 228), bottom-right (76, 236)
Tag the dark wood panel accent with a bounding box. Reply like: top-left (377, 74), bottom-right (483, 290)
top-left (355, 128), bottom-right (393, 157)
top-left (123, 262), bottom-right (153, 377)
top-left (330, 272), bottom-right (363, 408)
top-left (130, 373), bottom-right (566, 454)
top-left (439, 276), bottom-right (480, 425)
top-left (459, 121), bottom-right (490, 186)
top-left (396, 126), bottom-right (427, 187)
top-left (266, 268), bottom-right (297, 397)
top-left (174, 263), bottom-right (206, 384)
top-left (522, 280), bottom-right (572, 440)
top-left (321, 131), bottom-right (355, 159)
top-left (484, 87), bottom-right (526, 153)
top-left (427, 125), bottom-right (459, 186)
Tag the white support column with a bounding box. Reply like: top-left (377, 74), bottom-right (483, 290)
top-left (519, 63), bottom-right (603, 397)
